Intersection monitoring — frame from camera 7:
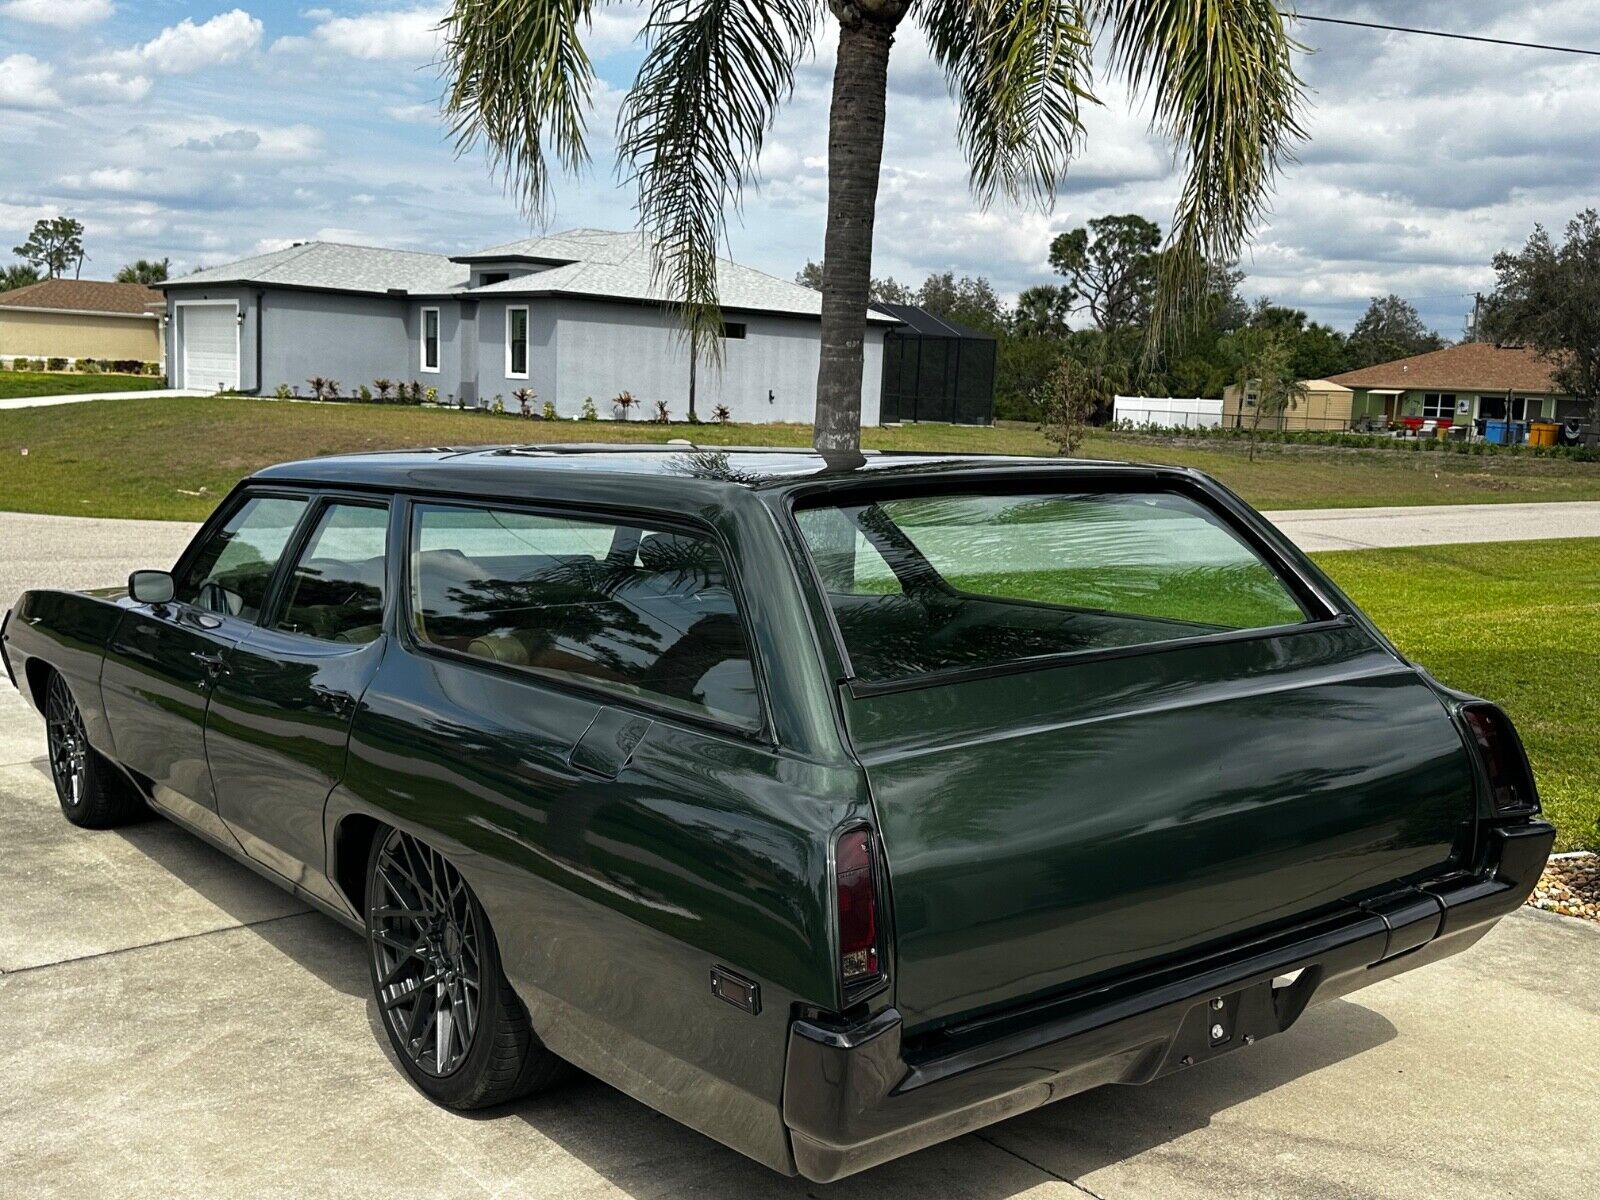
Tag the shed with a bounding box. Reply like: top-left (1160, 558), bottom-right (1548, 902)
top-left (875, 303), bottom-right (996, 425)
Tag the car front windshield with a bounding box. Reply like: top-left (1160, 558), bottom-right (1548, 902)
top-left (794, 488), bottom-right (1310, 684)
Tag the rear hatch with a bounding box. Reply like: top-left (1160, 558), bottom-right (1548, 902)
top-left (843, 626), bottom-right (1475, 1032)
top-left (791, 479), bottom-right (1477, 1035)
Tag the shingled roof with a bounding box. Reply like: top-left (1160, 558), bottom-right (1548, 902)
top-left (0, 278), bottom-right (161, 317)
top-left (1329, 343), bottom-right (1563, 394)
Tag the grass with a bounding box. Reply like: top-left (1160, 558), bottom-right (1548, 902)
top-left (0, 370), bottom-right (166, 400)
top-left (1313, 538), bottom-right (1600, 852)
top-left (3, 395), bottom-right (1600, 521)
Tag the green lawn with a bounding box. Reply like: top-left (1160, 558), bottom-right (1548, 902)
top-left (0, 370), bottom-right (165, 400)
top-left (3, 394), bottom-right (1600, 521)
top-left (1313, 538), bottom-right (1600, 852)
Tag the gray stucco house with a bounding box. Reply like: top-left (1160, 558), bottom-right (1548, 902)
top-left (157, 229), bottom-right (891, 424)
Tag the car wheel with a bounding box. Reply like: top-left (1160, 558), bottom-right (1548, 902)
top-left (365, 827), bottom-right (568, 1108)
top-left (44, 671), bottom-right (145, 829)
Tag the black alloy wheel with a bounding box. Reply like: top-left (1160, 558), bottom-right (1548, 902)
top-left (364, 827), bottom-right (568, 1107)
top-left (43, 671), bottom-right (144, 828)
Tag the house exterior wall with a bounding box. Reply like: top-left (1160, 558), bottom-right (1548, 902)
top-left (504, 298), bottom-right (884, 424)
top-left (1347, 388), bottom-right (1564, 426)
top-left (0, 309), bottom-right (161, 363)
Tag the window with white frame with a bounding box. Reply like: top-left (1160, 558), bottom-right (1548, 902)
top-left (420, 307), bottom-right (440, 373)
top-left (1421, 392), bottom-right (1455, 420)
top-left (506, 306), bottom-right (529, 378)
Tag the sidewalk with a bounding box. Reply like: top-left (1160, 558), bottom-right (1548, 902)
top-left (0, 387), bottom-right (206, 411)
top-left (1262, 501), bottom-right (1600, 552)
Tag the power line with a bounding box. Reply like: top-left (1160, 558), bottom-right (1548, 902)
top-left (1286, 12), bottom-right (1600, 57)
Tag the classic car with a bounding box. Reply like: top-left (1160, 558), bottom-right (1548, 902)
top-left (1, 446), bottom-right (1553, 1181)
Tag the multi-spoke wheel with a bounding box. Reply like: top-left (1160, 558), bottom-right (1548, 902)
top-left (364, 828), bottom-right (568, 1108)
top-left (43, 670), bottom-right (143, 828)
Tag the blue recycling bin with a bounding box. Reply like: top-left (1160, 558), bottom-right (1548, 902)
top-left (1485, 419), bottom-right (1509, 444)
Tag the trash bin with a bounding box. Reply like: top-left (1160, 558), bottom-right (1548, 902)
top-left (1484, 418), bottom-right (1509, 445)
top-left (1510, 421), bottom-right (1528, 445)
top-left (1529, 421), bottom-right (1560, 447)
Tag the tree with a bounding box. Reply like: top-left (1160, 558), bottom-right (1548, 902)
top-left (1233, 329), bottom-right (1307, 460)
top-left (1011, 284), bottom-right (1072, 338)
top-left (916, 271), bottom-right (1004, 333)
top-left (13, 217), bottom-right (86, 279)
top-left (1344, 294), bottom-right (1445, 368)
top-left (1487, 209), bottom-right (1600, 435)
top-left (442, 0), bottom-right (1305, 453)
top-left (1038, 355), bottom-right (1097, 455)
top-left (116, 257), bottom-right (170, 284)
top-left (797, 260), bottom-right (914, 304)
top-left (1, 263), bottom-right (41, 292)
top-left (1047, 213), bottom-right (1162, 332)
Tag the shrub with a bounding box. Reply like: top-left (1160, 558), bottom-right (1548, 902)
top-left (613, 390), bottom-right (638, 420)
top-left (145, 361), bottom-right (162, 376)
top-left (12, 357), bottom-right (32, 371)
top-left (358, 384), bottom-right (373, 403)
top-left (407, 380), bottom-right (424, 403)
top-left (78, 360), bottom-right (103, 375)
top-left (373, 378), bottom-right (393, 402)
top-left (47, 357), bottom-right (68, 372)
top-left (712, 403), bottom-right (731, 424)
top-left (424, 386), bottom-right (438, 404)
top-left (490, 394), bottom-right (505, 415)
top-left (653, 399), bottom-right (670, 423)
top-left (580, 396), bottom-right (599, 421)
top-left (326, 379), bottom-right (341, 399)
top-left (513, 386), bottom-right (534, 417)
top-left (542, 399), bottom-right (557, 420)
top-left (307, 376), bottom-right (327, 400)
top-left (274, 384), bottom-right (292, 400)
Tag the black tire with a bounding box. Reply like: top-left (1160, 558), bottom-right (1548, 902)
top-left (364, 827), bottom-right (567, 1109)
top-left (43, 670), bottom-right (145, 829)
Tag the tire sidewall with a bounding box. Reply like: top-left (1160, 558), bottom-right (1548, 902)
top-left (364, 829), bottom-right (510, 1108)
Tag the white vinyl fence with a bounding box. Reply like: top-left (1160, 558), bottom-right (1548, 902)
top-left (1112, 395), bottom-right (1223, 429)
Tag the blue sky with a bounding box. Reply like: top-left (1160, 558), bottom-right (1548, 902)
top-left (3, 2), bottom-right (1598, 335)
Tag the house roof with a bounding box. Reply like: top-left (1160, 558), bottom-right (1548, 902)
top-left (159, 241), bottom-right (468, 295)
top-left (0, 277), bottom-right (161, 317)
top-left (161, 228), bottom-right (893, 322)
top-left (1329, 343), bottom-right (1563, 394)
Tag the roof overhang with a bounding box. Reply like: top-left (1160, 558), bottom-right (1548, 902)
top-left (0, 304), bottom-right (157, 320)
top-left (448, 253), bottom-right (579, 266)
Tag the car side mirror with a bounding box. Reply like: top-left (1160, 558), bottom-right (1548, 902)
top-left (129, 570), bottom-right (176, 605)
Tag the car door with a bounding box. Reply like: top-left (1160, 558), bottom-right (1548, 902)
top-left (205, 497), bottom-right (392, 905)
top-left (101, 491), bottom-right (311, 840)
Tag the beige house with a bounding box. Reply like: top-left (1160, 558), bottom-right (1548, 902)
top-left (1222, 378), bottom-right (1354, 431)
top-left (0, 278), bottom-right (163, 365)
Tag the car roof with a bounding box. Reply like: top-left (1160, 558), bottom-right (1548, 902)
top-left (248, 443), bottom-right (1168, 498)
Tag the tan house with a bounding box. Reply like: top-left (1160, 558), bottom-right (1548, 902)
top-left (0, 278), bottom-right (164, 365)
top-left (1330, 343), bottom-right (1575, 431)
top-left (1222, 377), bottom-right (1353, 431)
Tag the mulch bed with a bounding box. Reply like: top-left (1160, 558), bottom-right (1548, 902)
top-left (1529, 852), bottom-right (1599, 923)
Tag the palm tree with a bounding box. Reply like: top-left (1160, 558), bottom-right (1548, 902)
top-left (442, 1), bottom-right (1303, 453)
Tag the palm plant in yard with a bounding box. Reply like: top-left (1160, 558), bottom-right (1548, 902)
top-left (443, 1), bottom-right (1303, 453)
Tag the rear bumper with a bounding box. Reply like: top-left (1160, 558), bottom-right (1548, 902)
top-left (782, 820), bottom-right (1555, 1182)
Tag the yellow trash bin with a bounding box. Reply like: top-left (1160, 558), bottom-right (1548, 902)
top-left (1529, 422), bottom-right (1559, 447)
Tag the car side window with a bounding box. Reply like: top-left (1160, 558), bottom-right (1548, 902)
top-left (273, 502), bottom-right (390, 643)
top-left (175, 494), bottom-right (309, 620)
top-left (408, 502), bottom-right (761, 730)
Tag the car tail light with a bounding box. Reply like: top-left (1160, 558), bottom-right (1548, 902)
top-left (1461, 703), bottom-right (1540, 815)
top-left (835, 828), bottom-right (882, 990)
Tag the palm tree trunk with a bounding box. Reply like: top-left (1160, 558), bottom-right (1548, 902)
top-left (814, 6), bottom-right (903, 455)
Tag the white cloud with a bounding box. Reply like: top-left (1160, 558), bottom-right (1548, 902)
top-left (0, 0), bottom-right (112, 29)
top-left (385, 101), bottom-right (438, 124)
top-left (69, 71), bottom-right (152, 104)
top-left (110, 9), bottom-right (263, 75)
top-left (0, 54), bottom-right (60, 108)
top-left (304, 5), bottom-right (444, 61)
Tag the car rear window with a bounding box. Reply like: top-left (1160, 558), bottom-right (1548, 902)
top-left (407, 503), bottom-right (761, 730)
top-left (794, 488), bottom-right (1310, 684)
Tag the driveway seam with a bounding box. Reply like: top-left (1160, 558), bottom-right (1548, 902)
top-left (973, 1132), bottom-right (1107, 1198)
top-left (0, 909), bottom-right (318, 978)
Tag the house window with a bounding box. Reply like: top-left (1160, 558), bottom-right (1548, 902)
top-left (420, 307), bottom-right (440, 373)
top-left (721, 321), bottom-right (747, 340)
top-left (1421, 393), bottom-right (1455, 420)
top-left (506, 306), bottom-right (529, 378)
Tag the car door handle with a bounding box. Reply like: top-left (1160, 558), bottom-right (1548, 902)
top-left (309, 684), bottom-right (355, 715)
top-left (190, 650), bottom-right (225, 672)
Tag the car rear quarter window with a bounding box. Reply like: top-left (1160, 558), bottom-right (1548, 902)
top-left (407, 503), bottom-right (761, 731)
top-left (795, 488), bottom-right (1310, 684)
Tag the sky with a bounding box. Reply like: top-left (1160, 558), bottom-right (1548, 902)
top-left (2, 1), bottom-right (1597, 335)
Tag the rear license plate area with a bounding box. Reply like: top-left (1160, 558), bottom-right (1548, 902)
top-left (1168, 968), bottom-right (1318, 1071)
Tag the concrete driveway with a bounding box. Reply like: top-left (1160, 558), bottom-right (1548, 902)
top-left (2, 511), bottom-right (1597, 1198)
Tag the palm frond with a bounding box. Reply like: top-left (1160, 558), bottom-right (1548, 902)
top-left (618, 0), bottom-right (819, 354)
top-left (1092, 0), bottom-right (1306, 340)
top-left (919, 0), bottom-right (1096, 206)
top-left (441, 0), bottom-right (601, 222)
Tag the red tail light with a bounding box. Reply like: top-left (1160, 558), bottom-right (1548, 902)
top-left (1461, 703), bottom-right (1539, 815)
top-left (835, 828), bottom-right (881, 990)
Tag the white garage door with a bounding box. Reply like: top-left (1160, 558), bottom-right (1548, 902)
top-left (182, 304), bottom-right (238, 391)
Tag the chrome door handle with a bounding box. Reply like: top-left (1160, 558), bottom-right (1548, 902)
top-left (310, 684), bottom-right (354, 715)
top-left (190, 651), bottom-right (225, 670)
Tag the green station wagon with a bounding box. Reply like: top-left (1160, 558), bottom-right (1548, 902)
top-left (1, 447), bottom-right (1553, 1181)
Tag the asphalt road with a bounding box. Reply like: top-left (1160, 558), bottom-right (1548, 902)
top-left (1261, 500), bottom-right (1600, 552)
top-left (2, 509), bottom-right (1598, 1198)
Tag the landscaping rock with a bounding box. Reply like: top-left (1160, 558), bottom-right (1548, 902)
top-left (1529, 852), bottom-right (1599, 923)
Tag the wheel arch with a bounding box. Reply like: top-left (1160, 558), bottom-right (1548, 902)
top-left (330, 811), bottom-right (387, 917)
